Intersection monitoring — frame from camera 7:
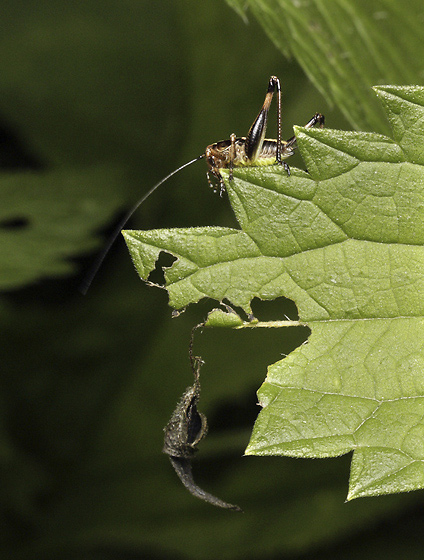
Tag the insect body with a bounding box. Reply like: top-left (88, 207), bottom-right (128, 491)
top-left (80, 76), bottom-right (324, 293)
top-left (205, 76), bottom-right (324, 194)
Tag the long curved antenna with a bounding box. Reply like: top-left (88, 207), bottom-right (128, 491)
top-left (80, 154), bottom-right (204, 294)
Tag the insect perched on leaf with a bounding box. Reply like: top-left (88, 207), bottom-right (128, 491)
top-left (205, 75), bottom-right (324, 194)
top-left (81, 76), bottom-right (324, 293)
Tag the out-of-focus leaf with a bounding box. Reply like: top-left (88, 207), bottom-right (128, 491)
top-left (0, 166), bottom-right (128, 289)
top-left (0, 1), bottom-right (184, 168)
top-left (227, 0), bottom-right (424, 135)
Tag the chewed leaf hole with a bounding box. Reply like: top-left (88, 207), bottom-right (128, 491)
top-left (0, 216), bottom-right (30, 230)
top-left (251, 297), bottom-right (299, 322)
top-left (147, 251), bottom-right (177, 285)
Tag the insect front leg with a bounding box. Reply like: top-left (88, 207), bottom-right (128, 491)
top-left (206, 167), bottom-right (227, 197)
top-left (205, 135), bottom-right (236, 197)
top-left (228, 133), bottom-right (236, 183)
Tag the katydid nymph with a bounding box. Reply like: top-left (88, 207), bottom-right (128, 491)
top-left (80, 76), bottom-right (324, 293)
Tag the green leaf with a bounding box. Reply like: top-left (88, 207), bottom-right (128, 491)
top-left (227, 0), bottom-right (424, 135)
top-left (124, 86), bottom-right (424, 500)
top-left (0, 1), bottom-right (191, 291)
top-left (205, 307), bottom-right (244, 328)
top-left (0, 166), bottom-right (127, 290)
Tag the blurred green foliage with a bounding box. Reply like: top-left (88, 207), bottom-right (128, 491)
top-left (1, 0), bottom-right (424, 559)
top-left (231, 0), bottom-right (424, 135)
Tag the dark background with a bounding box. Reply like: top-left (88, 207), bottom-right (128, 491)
top-left (2, 0), bottom-right (424, 558)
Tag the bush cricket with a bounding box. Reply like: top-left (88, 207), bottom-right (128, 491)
top-left (80, 76), bottom-right (324, 293)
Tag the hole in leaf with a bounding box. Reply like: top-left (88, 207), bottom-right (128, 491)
top-left (251, 296), bottom-right (299, 321)
top-left (220, 299), bottom-right (250, 320)
top-left (0, 217), bottom-right (30, 230)
top-left (148, 251), bottom-right (177, 286)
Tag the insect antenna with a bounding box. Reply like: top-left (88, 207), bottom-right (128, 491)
top-left (80, 154), bottom-right (204, 294)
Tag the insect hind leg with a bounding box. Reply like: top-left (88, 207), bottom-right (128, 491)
top-left (285, 112), bottom-right (325, 150)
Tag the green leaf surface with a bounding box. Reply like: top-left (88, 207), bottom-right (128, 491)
top-left (227, 0), bottom-right (424, 135)
top-left (124, 86), bottom-right (424, 499)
